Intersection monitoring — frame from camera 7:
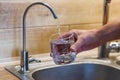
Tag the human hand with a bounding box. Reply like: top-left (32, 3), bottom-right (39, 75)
top-left (61, 29), bottom-right (101, 54)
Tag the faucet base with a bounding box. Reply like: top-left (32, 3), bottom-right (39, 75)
top-left (5, 65), bottom-right (33, 80)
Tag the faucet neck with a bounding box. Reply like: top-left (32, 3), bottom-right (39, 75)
top-left (98, 0), bottom-right (111, 59)
top-left (21, 2), bottom-right (58, 73)
top-left (105, 0), bottom-right (111, 3)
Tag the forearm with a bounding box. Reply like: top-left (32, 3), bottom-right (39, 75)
top-left (96, 20), bottom-right (120, 44)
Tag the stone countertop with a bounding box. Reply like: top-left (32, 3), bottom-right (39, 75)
top-left (0, 48), bottom-right (120, 80)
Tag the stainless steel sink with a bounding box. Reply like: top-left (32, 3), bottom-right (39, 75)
top-left (32, 63), bottom-right (120, 80)
top-left (5, 59), bottom-right (120, 80)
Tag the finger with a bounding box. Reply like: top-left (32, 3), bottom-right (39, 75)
top-left (70, 38), bottom-right (84, 53)
top-left (60, 32), bottom-right (73, 38)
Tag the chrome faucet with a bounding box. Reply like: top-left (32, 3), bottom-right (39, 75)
top-left (21, 2), bottom-right (58, 73)
top-left (98, 0), bottom-right (111, 59)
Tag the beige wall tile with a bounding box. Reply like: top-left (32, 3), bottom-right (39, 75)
top-left (1, 0), bottom-right (120, 59)
top-left (0, 26), bottom-right (69, 59)
top-left (70, 23), bottom-right (102, 30)
top-left (109, 0), bottom-right (120, 21)
top-left (0, 0), bottom-right (103, 29)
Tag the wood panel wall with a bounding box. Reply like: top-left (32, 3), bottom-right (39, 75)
top-left (0, 0), bottom-right (120, 59)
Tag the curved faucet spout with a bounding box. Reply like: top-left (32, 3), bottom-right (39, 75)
top-left (23, 2), bottom-right (58, 52)
top-left (21, 2), bottom-right (58, 73)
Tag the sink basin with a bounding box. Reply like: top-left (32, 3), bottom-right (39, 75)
top-left (32, 63), bottom-right (120, 80)
top-left (5, 59), bottom-right (120, 80)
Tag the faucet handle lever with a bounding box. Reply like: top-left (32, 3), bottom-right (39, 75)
top-left (29, 56), bottom-right (41, 63)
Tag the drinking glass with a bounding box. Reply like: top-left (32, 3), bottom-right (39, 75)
top-left (50, 33), bottom-right (76, 65)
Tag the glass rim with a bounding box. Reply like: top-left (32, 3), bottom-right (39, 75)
top-left (50, 33), bottom-right (74, 41)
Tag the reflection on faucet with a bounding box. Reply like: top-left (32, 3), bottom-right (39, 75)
top-left (21, 2), bottom-right (58, 74)
top-left (108, 41), bottom-right (120, 53)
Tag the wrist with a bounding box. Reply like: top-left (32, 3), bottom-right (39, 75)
top-left (94, 28), bottom-right (106, 45)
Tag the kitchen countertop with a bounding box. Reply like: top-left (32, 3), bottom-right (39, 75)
top-left (0, 48), bottom-right (120, 80)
